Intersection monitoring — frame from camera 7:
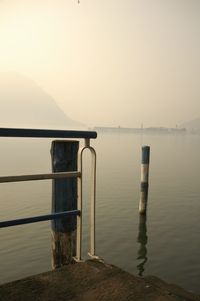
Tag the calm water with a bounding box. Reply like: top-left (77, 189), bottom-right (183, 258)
top-left (0, 133), bottom-right (200, 293)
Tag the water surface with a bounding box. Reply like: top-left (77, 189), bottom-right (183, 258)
top-left (0, 133), bottom-right (199, 293)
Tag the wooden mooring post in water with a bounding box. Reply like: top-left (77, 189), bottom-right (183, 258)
top-left (139, 146), bottom-right (150, 214)
top-left (51, 140), bottom-right (79, 269)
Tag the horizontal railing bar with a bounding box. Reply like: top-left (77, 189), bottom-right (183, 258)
top-left (0, 171), bottom-right (81, 183)
top-left (0, 210), bottom-right (80, 228)
top-left (0, 128), bottom-right (97, 139)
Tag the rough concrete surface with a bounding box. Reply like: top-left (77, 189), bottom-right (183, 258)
top-left (0, 259), bottom-right (199, 301)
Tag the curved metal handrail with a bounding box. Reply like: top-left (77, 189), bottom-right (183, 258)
top-left (75, 139), bottom-right (97, 261)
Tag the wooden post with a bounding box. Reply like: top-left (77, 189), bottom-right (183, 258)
top-left (139, 146), bottom-right (150, 214)
top-left (51, 140), bottom-right (79, 269)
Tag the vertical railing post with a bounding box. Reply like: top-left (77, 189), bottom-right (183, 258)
top-left (51, 140), bottom-right (79, 269)
top-left (75, 139), bottom-right (97, 261)
top-left (139, 146), bottom-right (150, 214)
top-left (88, 147), bottom-right (96, 258)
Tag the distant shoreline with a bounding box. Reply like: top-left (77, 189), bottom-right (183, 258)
top-left (92, 126), bottom-right (187, 135)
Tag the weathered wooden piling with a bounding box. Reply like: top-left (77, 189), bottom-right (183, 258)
top-left (139, 146), bottom-right (150, 214)
top-left (51, 140), bottom-right (79, 269)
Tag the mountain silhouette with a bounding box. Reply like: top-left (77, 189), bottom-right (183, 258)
top-left (181, 117), bottom-right (200, 133)
top-left (0, 73), bottom-right (83, 129)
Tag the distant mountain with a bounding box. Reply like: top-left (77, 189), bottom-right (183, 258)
top-left (0, 73), bottom-right (83, 129)
top-left (181, 117), bottom-right (200, 133)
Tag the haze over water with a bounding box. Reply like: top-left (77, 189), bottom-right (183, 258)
top-left (0, 0), bottom-right (200, 295)
top-left (0, 0), bottom-right (200, 128)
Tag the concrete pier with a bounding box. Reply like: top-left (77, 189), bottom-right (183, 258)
top-left (0, 260), bottom-right (199, 301)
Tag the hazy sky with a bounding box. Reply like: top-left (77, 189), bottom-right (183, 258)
top-left (0, 0), bottom-right (200, 127)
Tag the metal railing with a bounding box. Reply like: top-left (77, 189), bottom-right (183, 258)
top-left (0, 127), bottom-right (98, 262)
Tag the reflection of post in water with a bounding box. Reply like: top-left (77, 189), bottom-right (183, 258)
top-left (137, 214), bottom-right (148, 277)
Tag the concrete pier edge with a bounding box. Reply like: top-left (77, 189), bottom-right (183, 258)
top-left (0, 259), bottom-right (199, 301)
